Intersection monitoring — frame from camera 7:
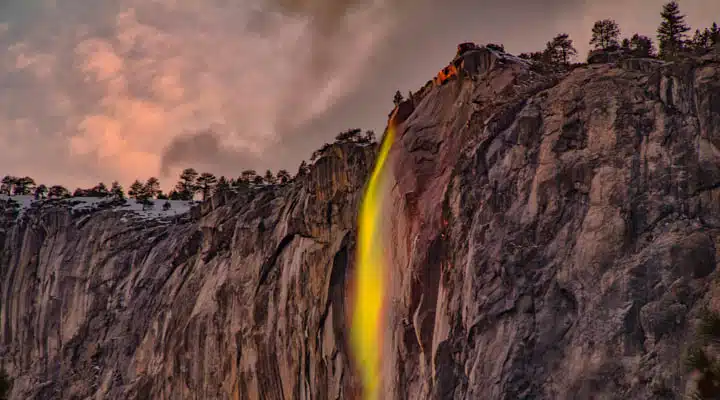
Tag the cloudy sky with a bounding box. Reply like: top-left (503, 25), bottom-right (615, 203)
top-left (0, 0), bottom-right (718, 190)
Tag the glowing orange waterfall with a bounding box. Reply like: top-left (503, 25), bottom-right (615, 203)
top-left (351, 108), bottom-right (398, 400)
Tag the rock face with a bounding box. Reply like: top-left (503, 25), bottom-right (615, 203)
top-left (2, 49), bottom-right (720, 399)
top-left (0, 142), bottom-right (375, 399)
top-left (381, 50), bottom-right (720, 399)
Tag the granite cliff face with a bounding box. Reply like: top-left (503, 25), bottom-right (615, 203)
top-left (2, 48), bottom-right (720, 399)
top-left (0, 142), bottom-right (375, 400)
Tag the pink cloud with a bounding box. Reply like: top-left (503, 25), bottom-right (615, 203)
top-left (11, 0), bottom-right (395, 189)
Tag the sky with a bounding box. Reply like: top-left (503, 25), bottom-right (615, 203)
top-left (0, 0), bottom-right (718, 191)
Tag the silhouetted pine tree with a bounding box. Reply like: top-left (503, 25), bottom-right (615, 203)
top-left (264, 170), bottom-right (276, 185)
top-left (590, 19), bottom-right (621, 50)
top-left (657, 1), bottom-right (690, 59)
top-left (128, 180), bottom-right (144, 199)
top-left (196, 172), bottom-right (217, 201)
top-left (628, 34), bottom-right (655, 57)
top-left (241, 170), bottom-right (257, 183)
top-left (34, 184), bottom-right (48, 200)
top-left (175, 168), bottom-right (199, 200)
top-left (297, 161), bottom-right (310, 177)
top-left (545, 33), bottom-right (577, 65)
top-left (0, 176), bottom-right (16, 195)
top-left (276, 170), bottom-right (291, 184)
top-left (48, 185), bottom-right (70, 198)
top-left (89, 182), bottom-right (109, 197)
top-left (13, 177), bottom-right (35, 195)
top-left (216, 176), bottom-right (231, 194)
top-left (710, 22), bottom-right (719, 46)
top-left (144, 177), bottom-right (161, 199)
top-left (168, 190), bottom-right (183, 200)
top-left (393, 90), bottom-right (404, 106)
top-left (110, 181), bottom-right (125, 199)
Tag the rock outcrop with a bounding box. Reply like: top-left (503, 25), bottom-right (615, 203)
top-left (2, 48), bottom-right (720, 399)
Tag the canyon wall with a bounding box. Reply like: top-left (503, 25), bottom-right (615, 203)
top-left (2, 48), bottom-right (720, 399)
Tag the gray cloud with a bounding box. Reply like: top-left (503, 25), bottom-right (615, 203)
top-left (264, 0), bottom-right (371, 30)
top-left (160, 129), bottom-right (261, 178)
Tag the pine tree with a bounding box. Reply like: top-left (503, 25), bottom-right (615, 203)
top-left (546, 33), bottom-right (577, 65)
top-left (690, 29), bottom-right (712, 54)
top-left (216, 176), bottom-right (231, 194)
top-left (139, 196), bottom-right (154, 210)
top-left (48, 185), bottom-right (69, 198)
top-left (621, 38), bottom-right (631, 51)
top-left (196, 172), bottom-right (217, 201)
top-left (276, 170), bottom-right (291, 184)
top-left (336, 128), bottom-right (362, 142)
top-left (657, 1), bottom-right (690, 59)
top-left (681, 23), bottom-right (720, 54)
top-left (590, 19), bottom-right (621, 50)
top-left (393, 90), bottom-right (404, 106)
top-left (627, 34), bottom-right (655, 57)
top-left (297, 161), bottom-right (310, 177)
top-left (253, 175), bottom-right (264, 185)
top-left (231, 177), bottom-right (248, 190)
top-left (143, 177), bottom-right (161, 199)
top-left (241, 169), bottom-right (257, 183)
top-left (34, 184), bottom-right (48, 200)
top-left (532, 51), bottom-right (551, 63)
top-left (90, 182), bottom-right (109, 197)
top-left (711, 22), bottom-right (719, 46)
top-left (128, 180), bottom-right (144, 199)
top-left (264, 170), bottom-right (276, 185)
top-left (175, 168), bottom-right (198, 200)
top-left (110, 181), bottom-right (125, 199)
top-left (13, 177), bottom-right (35, 195)
top-left (0, 176), bottom-right (16, 195)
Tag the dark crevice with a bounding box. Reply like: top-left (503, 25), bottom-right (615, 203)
top-left (318, 235), bottom-right (354, 395)
top-left (692, 179), bottom-right (720, 196)
top-left (256, 233), bottom-right (298, 293)
top-left (304, 338), bottom-right (312, 399)
top-left (638, 206), bottom-right (675, 237)
top-left (326, 201), bottom-right (333, 228)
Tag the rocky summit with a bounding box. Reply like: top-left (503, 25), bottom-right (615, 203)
top-left (2, 47), bottom-right (720, 399)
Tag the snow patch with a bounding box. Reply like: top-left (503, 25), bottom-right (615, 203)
top-left (0, 195), bottom-right (194, 222)
top-left (501, 53), bottom-right (532, 67)
top-left (0, 195), bottom-right (36, 217)
top-left (116, 199), bottom-right (194, 221)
